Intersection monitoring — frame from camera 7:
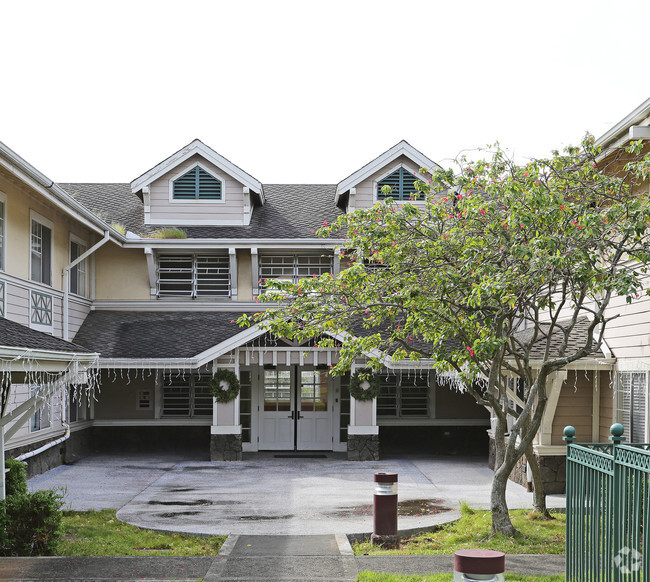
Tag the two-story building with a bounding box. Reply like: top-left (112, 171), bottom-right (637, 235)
top-left (0, 138), bottom-right (490, 472)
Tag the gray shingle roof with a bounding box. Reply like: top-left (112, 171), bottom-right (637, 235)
top-left (58, 183), bottom-right (344, 239)
top-left (0, 318), bottom-right (93, 353)
top-left (519, 318), bottom-right (606, 359)
top-left (72, 311), bottom-right (249, 359)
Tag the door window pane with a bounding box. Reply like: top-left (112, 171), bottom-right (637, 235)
top-left (300, 370), bottom-right (328, 412)
top-left (264, 369), bottom-right (291, 412)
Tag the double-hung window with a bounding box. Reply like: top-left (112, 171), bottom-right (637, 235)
top-left (30, 385), bottom-right (51, 432)
top-left (31, 213), bottom-right (52, 286)
top-left (162, 373), bottom-right (212, 417)
top-left (70, 237), bottom-right (87, 296)
top-left (617, 371), bottom-right (648, 443)
top-left (258, 253), bottom-right (333, 290)
top-left (377, 372), bottom-right (431, 418)
top-left (157, 253), bottom-right (231, 298)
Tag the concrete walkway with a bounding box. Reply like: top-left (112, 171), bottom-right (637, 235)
top-left (0, 535), bottom-right (566, 581)
top-left (28, 452), bottom-right (566, 536)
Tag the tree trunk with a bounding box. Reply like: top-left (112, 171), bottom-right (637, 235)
top-left (490, 462), bottom-right (520, 536)
top-left (525, 444), bottom-right (552, 518)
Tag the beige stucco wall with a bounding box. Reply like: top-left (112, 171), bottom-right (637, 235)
top-left (0, 166), bottom-right (93, 290)
top-left (237, 249), bottom-right (252, 301)
top-left (94, 243), bottom-right (150, 300)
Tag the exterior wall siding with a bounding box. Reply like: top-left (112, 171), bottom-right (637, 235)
top-left (351, 154), bottom-right (432, 210)
top-left (149, 154), bottom-right (247, 224)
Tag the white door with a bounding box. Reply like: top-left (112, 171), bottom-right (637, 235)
top-left (296, 369), bottom-right (332, 450)
top-left (257, 367), bottom-right (333, 451)
top-left (258, 368), bottom-right (294, 450)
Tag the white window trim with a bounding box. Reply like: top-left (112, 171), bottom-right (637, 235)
top-left (69, 232), bottom-right (88, 298)
top-left (168, 161), bottom-right (226, 204)
top-left (0, 190), bottom-right (7, 272)
top-left (30, 210), bottom-right (54, 288)
top-left (373, 162), bottom-right (427, 205)
top-left (616, 370), bottom-right (649, 443)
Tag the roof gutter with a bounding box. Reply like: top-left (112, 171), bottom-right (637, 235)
top-left (0, 141), bottom-right (126, 242)
top-left (63, 230), bottom-right (111, 341)
top-left (595, 97), bottom-right (650, 148)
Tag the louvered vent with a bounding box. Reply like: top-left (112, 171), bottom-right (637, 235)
top-left (377, 167), bottom-right (422, 201)
top-left (173, 166), bottom-right (222, 200)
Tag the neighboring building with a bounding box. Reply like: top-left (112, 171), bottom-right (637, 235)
top-left (0, 138), bottom-right (490, 472)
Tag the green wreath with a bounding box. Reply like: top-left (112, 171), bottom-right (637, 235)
top-left (349, 368), bottom-right (380, 401)
top-left (209, 369), bottom-right (241, 403)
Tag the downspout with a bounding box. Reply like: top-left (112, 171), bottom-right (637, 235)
top-left (15, 424), bottom-right (70, 463)
top-left (63, 230), bottom-right (110, 341)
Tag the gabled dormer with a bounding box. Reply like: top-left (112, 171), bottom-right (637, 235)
top-left (335, 140), bottom-right (441, 212)
top-left (130, 139), bottom-right (263, 226)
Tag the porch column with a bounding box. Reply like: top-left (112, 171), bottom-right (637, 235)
top-left (347, 391), bottom-right (379, 461)
top-left (210, 362), bottom-right (243, 461)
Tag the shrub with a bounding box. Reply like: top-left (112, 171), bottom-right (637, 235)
top-left (0, 490), bottom-right (64, 556)
top-left (5, 459), bottom-right (27, 497)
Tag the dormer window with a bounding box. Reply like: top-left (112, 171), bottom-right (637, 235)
top-left (172, 166), bottom-right (222, 200)
top-left (377, 167), bottom-right (423, 201)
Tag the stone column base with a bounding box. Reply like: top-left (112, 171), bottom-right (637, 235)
top-left (347, 434), bottom-right (379, 461)
top-left (210, 434), bottom-right (242, 461)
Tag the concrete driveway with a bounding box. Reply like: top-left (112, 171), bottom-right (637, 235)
top-left (28, 452), bottom-right (565, 535)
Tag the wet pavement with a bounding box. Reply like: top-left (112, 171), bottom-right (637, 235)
top-left (28, 451), bottom-right (565, 536)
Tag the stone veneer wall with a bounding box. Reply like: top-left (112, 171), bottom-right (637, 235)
top-left (210, 434), bottom-right (242, 461)
top-left (488, 437), bottom-right (566, 494)
top-left (347, 434), bottom-right (379, 461)
top-left (5, 428), bottom-right (94, 478)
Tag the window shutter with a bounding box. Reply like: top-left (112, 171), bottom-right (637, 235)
top-left (173, 166), bottom-right (222, 200)
top-left (377, 167), bottom-right (421, 201)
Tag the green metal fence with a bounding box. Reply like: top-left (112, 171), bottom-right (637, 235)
top-left (565, 423), bottom-right (650, 580)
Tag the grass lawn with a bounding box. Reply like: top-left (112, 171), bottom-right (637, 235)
top-left (357, 573), bottom-right (564, 582)
top-left (354, 504), bottom-right (565, 555)
top-left (59, 509), bottom-right (226, 556)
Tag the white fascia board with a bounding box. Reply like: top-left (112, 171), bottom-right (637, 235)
top-left (522, 358), bottom-right (616, 370)
top-left (195, 325), bottom-right (268, 367)
top-left (98, 358), bottom-right (198, 369)
top-left (0, 346), bottom-right (99, 367)
top-left (121, 238), bottom-right (343, 249)
top-left (335, 140), bottom-right (441, 204)
top-left (0, 141), bottom-right (123, 242)
top-left (130, 139), bottom-right (263, 198)
top-left (90, 300), bottom-right (262, 311)
top-left (595, 97), bottom-right (650, 148)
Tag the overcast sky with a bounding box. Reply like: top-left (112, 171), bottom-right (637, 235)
top-left (2, 0), bottom-right (649, 185)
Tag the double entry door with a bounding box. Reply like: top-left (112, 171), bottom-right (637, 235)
top-left (258, 366), bottom-right (332, 451)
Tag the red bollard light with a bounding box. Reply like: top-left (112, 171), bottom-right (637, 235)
top-left (371, 472), bottom-right (398, 548)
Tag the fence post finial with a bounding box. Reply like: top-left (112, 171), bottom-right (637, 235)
top-left (563, 425), bottom-right (576, 444)
top-left (609, 423), bottom-right (625, 444)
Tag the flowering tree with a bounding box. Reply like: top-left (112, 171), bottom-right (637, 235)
top-left (241, 137), bottom-right (650, 536)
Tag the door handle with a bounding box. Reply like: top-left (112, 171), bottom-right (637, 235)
top-left (288, 411), bottom-right (294, 419)
top-left (297, 413), bottom-right (303, 420)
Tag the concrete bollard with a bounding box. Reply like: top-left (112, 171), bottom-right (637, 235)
top-left (371, 472), bottom-right (398, 548)
top-left (454, 549), bottom-right (505, 581)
